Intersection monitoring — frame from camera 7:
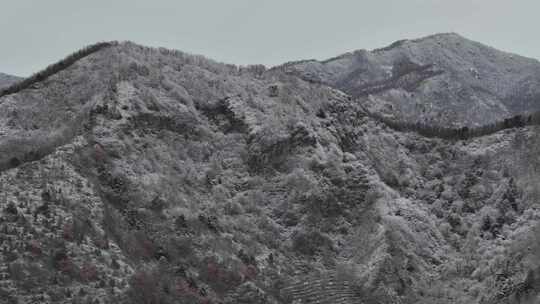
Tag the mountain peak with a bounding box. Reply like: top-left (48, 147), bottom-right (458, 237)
top-left (279, 34), bottom-right (540, 127)
top-left (370, 32), bottom-right (465, 52)
top-left (414, 32), bottom-right (464, 41)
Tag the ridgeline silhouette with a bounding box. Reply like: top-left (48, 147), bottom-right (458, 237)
top-left (0, 41), bottom-right (117, 99)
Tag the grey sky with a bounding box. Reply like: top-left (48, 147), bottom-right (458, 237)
top-left (1, 0), bottom-right (539, 76)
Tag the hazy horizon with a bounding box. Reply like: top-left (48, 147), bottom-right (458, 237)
top-left (1, 0), bottom-right (539, 76)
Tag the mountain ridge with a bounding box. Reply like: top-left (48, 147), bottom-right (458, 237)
top-left (2, 39), bottom-right (539, 141)
top-left (276, 33), bottom-right (540, 128)
top-left (1, 36), bottom-right (540, 304)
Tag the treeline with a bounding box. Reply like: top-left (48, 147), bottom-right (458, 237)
top-left (372, 39), bottom-right (409, 53)
top-left (0, 41), bottom-right (118, 99)
top-left (348, 63), bottom-right (443, 97)
top-left (370, 110), bottom-right (540, 140)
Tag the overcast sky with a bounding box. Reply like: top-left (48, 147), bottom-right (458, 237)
top-left (1, 0), bottom-right (539, 76)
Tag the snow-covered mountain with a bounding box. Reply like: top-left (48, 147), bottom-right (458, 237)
top-left (0, 37), bottom-right (539, 304)
top-left (277, 33), bottom-right (540, 127)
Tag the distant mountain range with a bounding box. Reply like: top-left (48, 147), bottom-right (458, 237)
top-left (277, 33), bottom-right (540, 127)
top-left (0, 72), bottom-right (20, 89)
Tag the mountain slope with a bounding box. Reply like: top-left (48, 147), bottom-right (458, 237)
top-left (277, 33), bottom-right (540, 127)
top-left (0, 40), bottom-right (540, 304)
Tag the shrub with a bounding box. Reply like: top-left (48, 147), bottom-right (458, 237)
top-left (200, 257), bottom-right (243, 295)
top-left (175, 278), bottom-right (200, 299)
top-left (62, 217), bottom-right (91, 244)
top-left (174, 214), bottom-right (188, 229)
top-left (94, 233), bottom-right (110, 249)
top-left (8, 157), bottom-right (21, 167)
top-left (239, 264), bottom-right (258, 281)
top-left (148, 196), bottom-right (167, 212)
top-left (198, 214), bottom-right (220, 232)
top-left (128, 269), bottom-right (161, 304)
top-left (3, 202), bottom-right (18, 215)
top-left (79, 262), bottom-right (99, 282)
top-left (50, 250), bottom-right (79, 278)
top-left (124, 230), bottom-right (158, 260)
top-left (292, 230), bottom-right (333, 256)
top-left (26, 240), bottom-right (42, 256)
top-left (237, 249), bottom-right (257, 266)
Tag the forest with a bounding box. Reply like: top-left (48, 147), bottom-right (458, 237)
top-left (369, 109), bottom-right (540, 140)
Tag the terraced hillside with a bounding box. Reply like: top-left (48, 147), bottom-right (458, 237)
top-left (280, 272), bottom-right (365, 304)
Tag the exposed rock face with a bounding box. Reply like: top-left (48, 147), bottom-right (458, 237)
top-left (0, 38), bottom-right (539, 304)
top-left (277, 33), bottom-right (540, 127)
top-left (0, 73), bottom-right (20, 89)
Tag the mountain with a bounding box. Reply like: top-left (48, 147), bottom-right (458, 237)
top-left (0, 38), bottom-right (539, 304)
top-left (277, 33), bottom-right (540, 127)
top-left (0, 72), bottom-right (21, 89)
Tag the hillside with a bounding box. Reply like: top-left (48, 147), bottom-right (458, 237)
top-left (277, 33), bottom-right (540, 128)
top-left (0, 39), bottom-right (539, 304)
